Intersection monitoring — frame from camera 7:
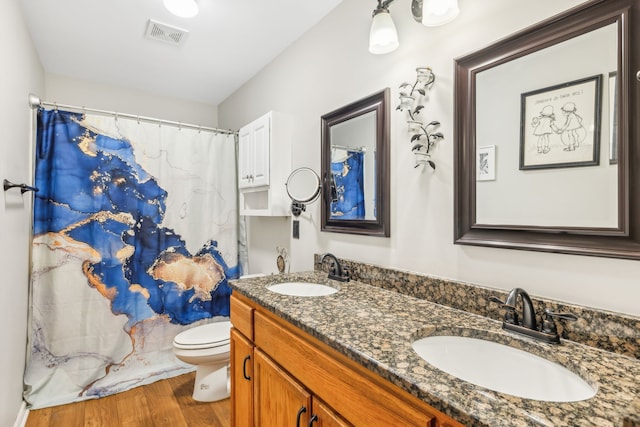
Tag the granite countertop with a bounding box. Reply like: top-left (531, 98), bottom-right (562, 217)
top-left (230, 271), bottom-right (640, 427)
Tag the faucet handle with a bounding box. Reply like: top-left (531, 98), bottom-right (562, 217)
top-left (543, 308), bottom-right (578, 322)
top-left (541, 308), bottom-right (578, 335)
top-left (489, 296), bottom-right (505, 305)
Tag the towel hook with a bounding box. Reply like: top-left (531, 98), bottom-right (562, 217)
top-left (3, 179), bottom-right (39, 194)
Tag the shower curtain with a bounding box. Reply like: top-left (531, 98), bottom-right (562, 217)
top-left (24, 108), bottom-right (240, 409)
top-left (330, 150), bottom-right (365, 219)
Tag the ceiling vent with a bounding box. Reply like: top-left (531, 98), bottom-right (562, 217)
top-left (145, 19), bottom-right (188, 46)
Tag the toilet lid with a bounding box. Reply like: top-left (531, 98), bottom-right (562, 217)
top-left (173, 321), bottom-right (231, 349)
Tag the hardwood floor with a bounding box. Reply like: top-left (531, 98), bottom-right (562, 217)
top-left (25, 372), bottom-right (231, 427)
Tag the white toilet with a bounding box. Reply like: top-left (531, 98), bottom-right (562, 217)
top-left (173, 320), bottom-right (232, 402)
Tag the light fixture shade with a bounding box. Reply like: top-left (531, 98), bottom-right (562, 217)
top-left (369, 10), bottom-right (399, 55)
top-left (421, 0), bottom-right (459, 26)
top-left (163, 0), bottom-right (199, 18)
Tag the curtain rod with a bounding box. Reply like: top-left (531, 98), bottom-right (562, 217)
top-left (28, 93), bottom-right (237, 136)
top-left (332, 144), bottom-right (367, 153)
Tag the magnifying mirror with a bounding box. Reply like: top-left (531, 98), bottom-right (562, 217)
top-left (285, 167), bottom-right (321, 216)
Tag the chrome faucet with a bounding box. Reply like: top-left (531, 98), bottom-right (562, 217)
top-left (490, 287), bottom-right (577, 344)
top-left (320, 253), bottom-right (349, 282)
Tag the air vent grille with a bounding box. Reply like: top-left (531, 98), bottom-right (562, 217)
top-left (145, 19), bottom-right (188, 46)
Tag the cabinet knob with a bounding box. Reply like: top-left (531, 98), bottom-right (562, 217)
top-left (308, 414), bottom-right (318, 426)
top-left (295, 406), bottom-right (307, 427)
top-left (242, 355), bottom-right (251, 380)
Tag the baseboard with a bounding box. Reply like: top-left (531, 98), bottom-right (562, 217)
top-left (13, 401), bottom-right (28, 427)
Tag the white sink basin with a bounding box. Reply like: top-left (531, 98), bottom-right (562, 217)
top-left (412, 335), bottom-right (596, 402)
top-left (267, 282), bottom-right (339, 297)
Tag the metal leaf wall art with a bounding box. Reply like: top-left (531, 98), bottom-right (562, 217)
top-left (396, 67), bottom-right (444, 170)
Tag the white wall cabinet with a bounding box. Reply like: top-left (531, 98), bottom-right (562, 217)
top-left (239, 113), bottom-right (269, 189)
top-left (238, 111), bottom-right (291, 216)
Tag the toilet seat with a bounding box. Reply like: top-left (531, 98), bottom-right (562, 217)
top-left (173, 321), bottom-right (231, 350)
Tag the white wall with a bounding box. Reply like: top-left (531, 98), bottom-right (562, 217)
top-left (0, 1), bottom-right (44, 425)
top-left (45, 74), bottom-right (219, 128)
top-left (219, 0), bottom-right (640, 317)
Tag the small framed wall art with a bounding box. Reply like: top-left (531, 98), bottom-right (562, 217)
top-left (477, 145), bottom-right (496, 181)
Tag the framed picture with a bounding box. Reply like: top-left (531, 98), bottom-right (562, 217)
top-left (520, 75), bottom-right (602, 170)
top-left (608, 71), bottom-right (618, 164)
top-left (477, 145), bottom-right (496, 181)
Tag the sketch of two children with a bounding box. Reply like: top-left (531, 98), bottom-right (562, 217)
top-left (531, 102), bottom-right (586, 154)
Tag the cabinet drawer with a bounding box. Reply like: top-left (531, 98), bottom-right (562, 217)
top-left (230, 293), bottom-right (254, 340)
top-left (255, 311), bottom-right (435, 427)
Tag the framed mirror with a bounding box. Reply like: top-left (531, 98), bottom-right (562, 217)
top-left (454, 0), bottom-right (640, 259)
top-left (321, 88), bottom-right (390, 237)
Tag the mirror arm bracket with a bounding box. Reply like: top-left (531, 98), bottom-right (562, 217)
top-left (291, 201), bottom-right (306, 217)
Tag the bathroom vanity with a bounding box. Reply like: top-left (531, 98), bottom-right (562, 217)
top-left (230, 290), bottom-right (461, 426)
top-left (229, 271), bottom-right (640, 426)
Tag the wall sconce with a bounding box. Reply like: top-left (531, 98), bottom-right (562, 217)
top-left (397, 67), bottom-right (444, 170)
top-left (369, 0), bottom-right (399, 55)
top-left (368, 0), bottom-right (460, 54)
top-left (163, 0), bottom-right (199, 18)
top-left (411, 0), bottom-right (459, 26)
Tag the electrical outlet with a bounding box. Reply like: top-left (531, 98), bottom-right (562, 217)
top-left (293, 220), bottom-right (300, 239)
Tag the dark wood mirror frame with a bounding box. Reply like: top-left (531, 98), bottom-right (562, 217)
top-left (454, 0), bottom-right (640, 259)
top-left (321, 88), bottom-right (390, 237)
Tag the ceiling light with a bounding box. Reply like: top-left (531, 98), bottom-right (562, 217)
top-left (411, 0), bottom-right (459, 26)
top-left (369, 0), bottom-right (399, 55)
top-left (163, 0), bottom-right (199, 18)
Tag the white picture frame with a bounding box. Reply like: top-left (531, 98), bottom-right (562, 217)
top-left (477, 145), bottom-right (496, 181)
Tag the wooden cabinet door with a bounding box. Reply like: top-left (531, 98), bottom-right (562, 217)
top-left (231, 328), bottom-right (254, 427)
top-left (310, 398), bottom-right (352, 427)
top-left (254, 349), bottom-right (311, 427)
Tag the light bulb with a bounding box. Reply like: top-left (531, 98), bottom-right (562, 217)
top-left (163, 0), bottom-right (199, 18)
top-left (369, 10), bottom-right (399, 55)
top-left (421, 0), bottom-right (459, 26)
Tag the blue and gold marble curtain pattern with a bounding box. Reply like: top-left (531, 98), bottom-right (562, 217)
top-left (330, 150), bottom-right (365, 219)
top-left (24, 108), bottom-right (239, 409)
